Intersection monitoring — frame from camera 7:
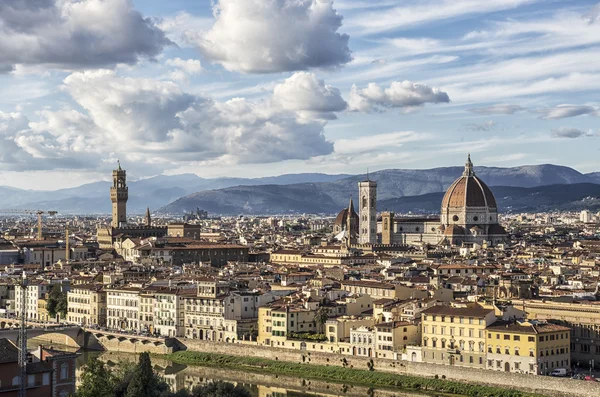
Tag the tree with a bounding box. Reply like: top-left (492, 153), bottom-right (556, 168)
top-left (191, 381), bottom-right (251, 397)
top-left (77, 356), bottom-right (115, 397)
top-left (125, 352), bottom-right (160, 397)
top-left (47, 284), bottom-right (67, 319)
top-left (314, 306), bottom-right (330, 333)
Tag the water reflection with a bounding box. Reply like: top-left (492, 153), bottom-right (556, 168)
top-left (29, 341), bottom-right (427, 397)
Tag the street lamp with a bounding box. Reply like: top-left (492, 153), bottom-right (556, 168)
top-left (590, 359), bottom-right (594, 377)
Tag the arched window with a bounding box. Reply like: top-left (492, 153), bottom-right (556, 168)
top-left (383, 219), bottom-right (388, 230)
top-left (362, 196), bottom-right (367, 208)
top-left (12, 376), bottom-right (20, 386)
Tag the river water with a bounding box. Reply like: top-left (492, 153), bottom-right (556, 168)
top-left (29, 340), bottom-right (431, 397)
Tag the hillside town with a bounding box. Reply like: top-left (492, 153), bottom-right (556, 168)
top-left (1, 157), bottom-right (600, 383)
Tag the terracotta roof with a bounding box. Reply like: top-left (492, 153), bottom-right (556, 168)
top-left (487, 320), bottom-right (571, 334)
top-left (422, 304), bottom-right (493, 318)
top-left (441, 160), bottom-right (497, 209)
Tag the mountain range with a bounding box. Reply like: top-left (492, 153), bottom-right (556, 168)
top-left (1, 164), bottom-right (599, 215)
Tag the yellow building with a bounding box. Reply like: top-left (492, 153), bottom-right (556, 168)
top-left (38, 295), bottom-right (50, 323)
top-left (486, 320), bottom-right (571, 375)
top-left (513, 300), bottom-right (600, 368)
top-left (67, 284), bottom-right (107, 327)
top-left (421, 303), bottom-right (496, 369)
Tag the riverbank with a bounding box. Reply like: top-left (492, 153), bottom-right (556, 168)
top-left (163, 351), bottom-right (544, 397)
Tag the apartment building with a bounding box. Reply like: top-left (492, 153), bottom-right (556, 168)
top-left (375, 321), bottom-right (420, 359)
top-left (105, 286), bottom-right (142, 331)
top-left (486, 320), bottom-right (571, 375)
top-left (340, 280), bottom-right (427, 300)
top-left (421, 303), bottom-right (496, 369)
top-left (15, 281), bottom-right (53, 321)
top-left (66, 284), bottom-right (106, 326)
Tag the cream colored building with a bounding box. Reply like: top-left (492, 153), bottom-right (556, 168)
top-left (106, 286), bottom-right (142, 331)
top-left (421, 303), bottom-right (496, 369)
top-left (66, 284), bottom-right (106, 326)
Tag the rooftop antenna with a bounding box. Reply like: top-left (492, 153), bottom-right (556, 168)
top-left (366, 168), bottom-right (370, 181)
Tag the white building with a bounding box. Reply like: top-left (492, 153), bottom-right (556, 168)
top-left (105, 286), bottom-right (142, 331)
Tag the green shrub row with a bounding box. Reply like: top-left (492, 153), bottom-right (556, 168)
top-left (163, 351), bottom-right (546, 397)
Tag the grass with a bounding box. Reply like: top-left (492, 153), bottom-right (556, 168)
top-left (161, 350), bottom-right (547, 397)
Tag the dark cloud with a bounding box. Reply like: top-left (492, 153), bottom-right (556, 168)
top-left (551, 127), bottom-right (591, 138)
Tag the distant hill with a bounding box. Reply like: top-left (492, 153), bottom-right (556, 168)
top-left (0, 173), bottom-right (351, 214)
top-left (0, 164), bottom-right (597, 215)
top-left (161, 164), bottom-right (598, 215)
top-left (378, 183), bottom-right (600, 214)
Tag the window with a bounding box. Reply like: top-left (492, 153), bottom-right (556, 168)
top-left (43, 373), bottom-right (50, 386)
top-left (514, 335), bottom-right (520, 341)
top-left (503, 335), bottom-right (510, 340)
top-left (12, 376), bottom-right (20, 386)
top-left (528, 336), bottom-right (535, 342)
top-left (60, 363), bottom-right (69, 379)
top-left (27, 375), bottom-right (35, 387)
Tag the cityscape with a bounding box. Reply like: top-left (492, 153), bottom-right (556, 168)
top-left (1, 1), bottom-right (600, 397)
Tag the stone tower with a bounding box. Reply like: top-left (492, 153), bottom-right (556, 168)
top-left (381, 211), bottom-right (394, 245)
top-left (145, 207), bottom-right (152, 227)
top-left (110, 161), bottom-right (128, 228)
top-left (358, 179), bottom-right (377, 244)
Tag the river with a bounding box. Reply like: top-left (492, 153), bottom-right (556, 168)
top-left (28, 340), bottom-right (431, 397)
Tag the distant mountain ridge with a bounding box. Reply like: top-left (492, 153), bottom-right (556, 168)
top-left (161, 164), bottom-right (599, 215)
top-left (0, 165), bottom-right (597, 214)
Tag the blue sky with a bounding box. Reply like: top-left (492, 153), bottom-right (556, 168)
top-left (0, 0), bottom-right (599, 189)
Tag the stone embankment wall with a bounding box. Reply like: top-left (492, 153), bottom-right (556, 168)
top-left (88, 333), bottom-right (177, 354)
top-left (176, 338), bottom-right (600, 397)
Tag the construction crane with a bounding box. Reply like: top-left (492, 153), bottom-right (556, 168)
top-left (18, 271), bottom-right (28, 397)
top-left (0, 209), bottom-right (58, 240)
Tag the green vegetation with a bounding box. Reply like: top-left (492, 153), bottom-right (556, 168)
top-left (164, 351), bottom-right (547, 397)
top-left (287, 331), bottom-right (327, 341)
top-left (47, 284), bottom-right (67, 319)
top-left (78, 353), bottom-right (249, 397)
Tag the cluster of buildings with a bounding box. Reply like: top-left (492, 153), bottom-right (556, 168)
top-left (0, 157), bottom-right (599, 379)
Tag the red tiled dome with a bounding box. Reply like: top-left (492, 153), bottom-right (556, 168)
top-left (441, 156), bottom-right (497, 209)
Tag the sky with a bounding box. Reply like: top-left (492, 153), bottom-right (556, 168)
top-left (1, 0), bottom-right (600, 190)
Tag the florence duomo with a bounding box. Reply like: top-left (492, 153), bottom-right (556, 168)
top-left (334, 155), bottom-right (507, 248)
top-left (1, 0), bottom-right (598, 396)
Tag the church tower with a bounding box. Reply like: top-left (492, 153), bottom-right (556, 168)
top-left (145, 207), bottom-right (152, 227)
top-left (110, 161), bottom-right (128, 228)
top-left (358, 178), bottom-right (377, 244)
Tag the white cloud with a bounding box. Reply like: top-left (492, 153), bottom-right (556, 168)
top-left (0, 71), bottom-right (340, 173)
top-left (166, 58), bottom-right (202, 75)
top-left (348, 81), bottom-right (450, 112)
top-left (335, 131), bottom-right (429, 154)
top-left (469, 104), bottom-right (526, 114)
top-left (0, 0), bottom-right (171, 70)
top-left (188, 0), bottom-right (352, 73)
top-left (272, 72), bottom-right (347, 120)
top-left (346, 0), bottom-right (539, 34)
top-left (536, 104), bottom-right (599, 120)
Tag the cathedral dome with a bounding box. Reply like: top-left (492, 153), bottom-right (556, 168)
top-left (441, 155), bottom-right (497, 210)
